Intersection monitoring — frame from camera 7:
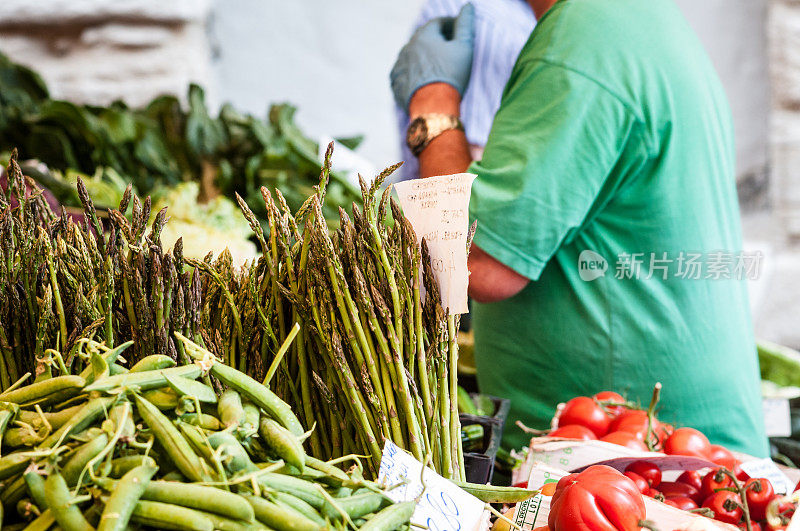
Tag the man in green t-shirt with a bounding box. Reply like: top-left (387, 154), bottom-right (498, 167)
top-left (391, 0), bottom-right (768, 456)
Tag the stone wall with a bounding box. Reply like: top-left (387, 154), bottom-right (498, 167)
top-left (0, 0), bottom-right (212, 107)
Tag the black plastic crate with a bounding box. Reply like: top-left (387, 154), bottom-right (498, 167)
top-left (460, 395), bottom-right (510, 484)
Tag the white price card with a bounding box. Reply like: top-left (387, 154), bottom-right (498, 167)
top-left (377, 441), bottom-right (485, 531)
top-left (762, 398), bottom-right (792, 437)
top-left (740, 458), bottom-right (796, 495)
top-left (394, 173), bottom-right (477, 314)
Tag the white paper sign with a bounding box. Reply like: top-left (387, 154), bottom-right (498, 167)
top-left (762, 398), bottom-right (792, 437)
top-left (394, 173), bottom-right (476, 314)
top-left (740, 458), bottom-right (796, 495)
top-left (377, 441), bottom-right (485, 531)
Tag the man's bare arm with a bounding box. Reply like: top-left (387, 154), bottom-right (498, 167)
top-left (409, 83), bottom-right (530, 302)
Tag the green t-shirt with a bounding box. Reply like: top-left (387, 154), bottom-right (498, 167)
top-left (468, 0), bottom-right (768, 456)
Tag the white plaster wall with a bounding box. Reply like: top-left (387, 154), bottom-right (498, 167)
top-left (210, 0), bottom-right (770, 181)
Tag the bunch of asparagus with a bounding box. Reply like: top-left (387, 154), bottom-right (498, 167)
top-left (0, 145), bottom-right (466, 479)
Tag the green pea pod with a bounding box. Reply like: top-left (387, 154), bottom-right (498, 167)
top-left (20, 508), bottom-right (55, 531)
top-left (356, 501), bottom-right (415, 531)
top-left (244, 495), bottom-right (321, 531)
top-left (98, 463), bottom-right (157, 531)
top-left (450, 480), bottom-right (537, 503)
top-left (61, 433), bottom-right (109, 487)
top-left (4, 426), bottom-right (44, 447)
top-left (218, 389), bottom-right (245, 429)
top-left (0, 376), bottom-right (85, 405)
top-left (256, 473), bottom-right (324, 509)
top-left (163, 374), bottom-right (216, 404)
top-left (304, 456), bottom-right (349, 486)
top-left (0, 402), bottom-right (19, 441)
top-left (271, 493), bottom-right (326, 527)
top-left (241, 401), bottom-right (260, 435)
top-left (106, 455), bottom-right (157, 479)
top-left (205, 431), bottom-right (257, 475)
top-left (176, 422), bottom-right (216, 463)
top-left (258, 417), bottom-right (305, 471)
top-left (208, 363), bottom-right (303, 437)
top-left (84, 364), bottom-right (200, 393)
top-left (77, 341), bottom-right (133, 381)
top-left (129, 500), bottom-right (213, 531)
top-left (44, 471), bottom-right (94, 531)
top-left (179, 413), bottom-right (222, 431)
top-left (128, 355), bottom-right (176, 373)
top-left (134, 394), bottom-right (206, 482)
top-left (0, 453), bottom-right (32, 482)
top-left (202, 512), bottom-right (265, 531)
top-left (320, 492), bottom-right (388, 522)
top-left (138, 480), bottom-right (254, 521)
top-left (1, 474), bottom-right (27, 509)
top-left (140, 388), bottom-right (180, 410)
top-left (22, 470), bottom-right (47, 509)
top-left (108, 363), bottom-right (127, 376)
top-left (108, 401), bottom-right (134, 441)
top-left (39, 397), bottom-right (114, 449)
top-left (18, 404), bottom-right (84, 432)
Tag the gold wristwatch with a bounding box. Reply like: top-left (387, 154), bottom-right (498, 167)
top-left (406, 113), bottom-right (464, 156)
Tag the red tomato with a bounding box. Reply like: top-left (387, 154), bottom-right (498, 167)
top-left (608, 409), bottom-right (650, 438)
top-left (664, 428), bottom-right (711, 458)
top-left (625, 461), bottom-right (662, 488)
top-left (700, 468), bottom-right (734, 501)
top-left (645, 487), bottom-right (661, 499)
top-left (593, 391), bottom-right (626, 417)
top-left (624, 471), bottom-right (650, 494)
top-left (664, 499), bottom-right (680, 509)
top-left (557, 397), bottom-right (612, 437)
top-left (549, 424), bottom-right (597, 441)
top-left (665, 496), bottom-right (698, 511)
top-left (702, 491), bottom-right (743, 525)
top-left (659, 481), bottom-right (702, 504)
top-left (707, 444), bottom-right (735, 465)
top-left (740, 522), bottom-right (763, 531)
top-left (744, 477), bottom-right (775, 521)
top-left (600, 431), bottom-right (649, 451)
top-left (676, 470), bottom-right (703, 491)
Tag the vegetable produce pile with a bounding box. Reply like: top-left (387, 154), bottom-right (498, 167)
top-left (0, 51), bottom-right (362, 226)
top-left (0, 336), bottom-right (417, 530)
top-left (0, 147), bottom-right (465, 479)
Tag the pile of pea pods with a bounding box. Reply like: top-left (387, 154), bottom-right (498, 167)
top-left (0, 335), bottom-right (415, 530)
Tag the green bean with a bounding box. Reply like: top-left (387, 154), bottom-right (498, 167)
top-left (356, 501), bottom-right (415, 531)
top-left (22, 471), bottom-right (47, 509)
top-left (129, 355), bottom-right (176, 373)
top-left (244, 495), bottom-right (321, 531)
top-left (39, 397), bottom-right (114, 449)
top-left (258, 417), bottom-right (305, 471)
top-left (0, 453), bottom-right (33, 482)
top-left (207, 363), bottom-right (303, 437)
top-left (257, 473), bottom-right (324, 509)
top-left (61, 433), bottom-right (109, 486)
top-left (218, 390), bottom-right (245, 429)
top-left (106, 455), bottom-right (157, 479)
top-left (44, 471), bottom-right (93, 531)
top-left (271, 493), bottom-right (326, 526)
top-left (0, 376), bottom-right (85, 405)
top-left (21, 508), bottom-right (55, 531)
top-left (97, 463), bottom-right (157, 531)
top-left (164, 374), bottom-right (217, 404)
top-left (84, 364), bottom-right (200, 393)
top-left (321, 492), bottom-right (388, 521)
top-left (451, 480), bottom-right (537, 503)
top-left (129, 499), bottom-right (212, 531)
top-left (134, 394), bottom-right (206, 482)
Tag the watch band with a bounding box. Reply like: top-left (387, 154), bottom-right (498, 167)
top-left (407, 114), bottom-right (464, 156)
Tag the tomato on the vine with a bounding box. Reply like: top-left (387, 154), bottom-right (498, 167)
top-left (623, 471), bottom-right (649, 494)
top-left (676, 470), bottom-right (703, 491)
top-left (549, 424), bottom-right (597, 440)
top-left (700, 468), bottom-right (733, 501)
top-left (707, 444), bottom-right (735, 465)
top-left (740, 522), bottom-right (763, 531)
top-left (557, 397), bottom-right (612, 438)
top-left (600, 431), bottom-right (649, 451)
top-left (744, 477), bottom-right (775, 521)
top-left (664, 427), bottom-right (711, 458)
top-left (664, 496), bottom-right (698, 511)
top-left (608, 409), bottom-right (650, 439)
top-left (625, 461), bottom-right (661, 488)
top-left (702, 491), bottom-right (743, 525)
top-left (658, 481), bottom-right (702, 504)
top-left (593, 391), bottom-right (626, 417)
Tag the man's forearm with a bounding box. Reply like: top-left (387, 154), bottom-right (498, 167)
top-left (409, 83), bottom-right (473, 178)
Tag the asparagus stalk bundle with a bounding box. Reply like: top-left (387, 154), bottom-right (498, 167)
top-left (0, 145), bottom-right (466, 479)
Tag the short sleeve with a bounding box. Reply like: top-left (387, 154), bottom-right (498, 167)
top-left (468, 59), bottom-right (641, 280)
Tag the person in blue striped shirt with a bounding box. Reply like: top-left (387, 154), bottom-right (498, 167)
top-left (396, 0), bottom-right (535, 181)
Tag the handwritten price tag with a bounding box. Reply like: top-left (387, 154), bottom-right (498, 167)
top-left (394, 173), bottom-right (476, 314)
top-left (740, 458), bottom-right (795, 495)
top-left (378, 441), bottom-right (485, 531)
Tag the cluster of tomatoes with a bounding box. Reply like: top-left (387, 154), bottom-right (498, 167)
top-left (623, 460), bottom-right (792, 529)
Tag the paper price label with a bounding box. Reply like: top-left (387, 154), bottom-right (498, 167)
top-left (762, 398), bottom-right (792, 438)
top-left (378, 441), bottom-right (485, 531)
top-left (740, 458), bottom-right (796, 495)
top-left (394, 173), bottom-right (476, 314)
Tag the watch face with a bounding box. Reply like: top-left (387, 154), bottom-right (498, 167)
top-left (406, 118), bottom-right (429, 151)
